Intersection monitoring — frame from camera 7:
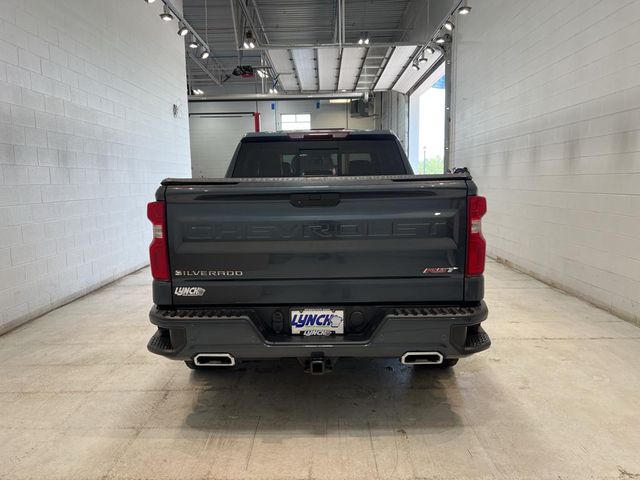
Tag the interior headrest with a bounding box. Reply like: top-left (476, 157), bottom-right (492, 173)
top-left (348, 160), bottom-right (374, 175)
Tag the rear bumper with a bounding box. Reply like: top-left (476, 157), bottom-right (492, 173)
top-left (147, 302), bottom-right (490, 361)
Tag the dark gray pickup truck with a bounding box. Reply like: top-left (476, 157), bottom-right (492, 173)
top-left (146, 130), bottom-right (489, 374)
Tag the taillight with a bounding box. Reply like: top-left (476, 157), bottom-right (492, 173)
top-left (147, 201), bottom-right (169, 281)
top-left (466, 195), bottom-right (487, 276)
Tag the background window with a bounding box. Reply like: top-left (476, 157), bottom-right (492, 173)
top-left (281, 113), bottom-right (311, 131)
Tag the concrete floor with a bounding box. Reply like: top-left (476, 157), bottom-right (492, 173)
top-left (0, 260), bottom-right (639, 480)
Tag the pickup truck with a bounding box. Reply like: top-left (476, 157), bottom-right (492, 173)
top-left (146, 130), bottom-right (490, 374)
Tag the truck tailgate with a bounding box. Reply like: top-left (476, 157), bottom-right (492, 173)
top-left (163, 177), bottom-right (469, 305)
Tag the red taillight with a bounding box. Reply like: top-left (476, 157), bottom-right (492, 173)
top-left (466, 195), bottom-right (487, 276)
top-left (147, 201), bottom-right (169, 281)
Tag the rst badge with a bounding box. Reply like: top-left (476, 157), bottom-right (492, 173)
top-left (422, 267), bottom-right (459, 274)
top-left (291, 309), bottom-right (344, 336)
top-left (174, 287), bottom-right (206, 297)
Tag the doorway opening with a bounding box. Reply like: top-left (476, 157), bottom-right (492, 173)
top-left (408, 62), bottom-right (446, 174)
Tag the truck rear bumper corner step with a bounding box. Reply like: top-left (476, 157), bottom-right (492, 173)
top-left (464, 325), bottom-right (491, 353)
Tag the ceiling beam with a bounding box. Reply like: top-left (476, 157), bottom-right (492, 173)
top-left (252, 41), bottom-right (426, 50)
top-left (315, 49), bottom-right (320, 92)
top-left (188, 52), bottom-right (222, 86)
top-left (190, 92), bottom-right (364, 102)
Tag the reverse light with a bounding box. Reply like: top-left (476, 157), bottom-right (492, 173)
top-left (466, 196), bottom-right (487, 276)
top-left (147, 201), bottom-right (170, 281)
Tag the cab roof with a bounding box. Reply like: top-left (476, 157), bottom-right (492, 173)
top-left (242, 130), bottom-right (398, 141)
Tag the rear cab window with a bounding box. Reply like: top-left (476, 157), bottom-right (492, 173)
top-left (231, 136), bottom-right (409, 177)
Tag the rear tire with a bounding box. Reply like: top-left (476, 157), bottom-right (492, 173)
top-left (185, 360), bottom-right (201, 370)
top-left (439, 358), bottom-right (458, 368)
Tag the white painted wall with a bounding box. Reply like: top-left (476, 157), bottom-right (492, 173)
top-left (0, 0), bottom-right (191, 333)
top-left (452, 0), bottom-right (640, 323)
top-left (188, 99), bottom-right (375, 177)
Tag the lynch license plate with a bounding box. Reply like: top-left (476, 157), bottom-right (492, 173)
top-left (290, 309), bottom-right (345, 336)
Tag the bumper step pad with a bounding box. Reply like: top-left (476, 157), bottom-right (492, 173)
top-left (464, 325), bottom-right (491, 352)
top-left (147, 326), bottom-right (187, 356)
top-left (147, 329), bottom-right (172, 353)
top-left (391, 305), bottom-right (484, 318)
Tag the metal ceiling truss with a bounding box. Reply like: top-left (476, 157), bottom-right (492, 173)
top-left (181, 0), bottom-right (467, 97)
top-left (231, 0), bottom-right (281, 93)
top-left (160, 0), bottom-right (226, 87)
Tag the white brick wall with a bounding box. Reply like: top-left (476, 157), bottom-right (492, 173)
top-left (0, 0), bottom-right (191, 333)
top-left (452, 0), bottom-right (640, 323)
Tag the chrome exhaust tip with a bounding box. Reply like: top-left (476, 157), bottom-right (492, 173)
top-left (193, 353), bottom-right (235, 367)
top-left (400, 351), bottom-right (444, 365)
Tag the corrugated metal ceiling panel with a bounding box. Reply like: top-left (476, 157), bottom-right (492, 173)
top-left (291, 48), bottom-right (318, 91)
top-left (268, 49), bottom-right (298, 91)
top-left (256, 0), bottom-right (336, 44)
top-left (317, 47), bottom-right (340, 91)
top-left (374, 45), bottom-right (418, 90)
top-left (337, 47), bottom-right (366, 91)
top-left (393, 50), bottom-right (443, 94)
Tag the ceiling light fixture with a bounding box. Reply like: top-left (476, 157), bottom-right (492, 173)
top-left (192, 88), bottom-right (204, 95)
top-left (435, 36), bottom-right (446, 44)
top-left (200, 49), bottom-right (210, 60)
top-left (159, 5), bottom-right (173, 21)
top-left (425, 46), bottom-right (435, 55)
top-left (178, 23), bottom-right (189, 36)
top-left (444, 20), bottom-right (455, 31)
top-left (358, 32), bottom-right (370, 45)
top-left (419, 54), bottom-right (428, 65)
top-left (144, 0), bottom-right (156, 3)
top-left (458, 1), bottom-right (472, 15)
top-left (411, 62), bottom-right (420, 71)
top-left (244, 31), bottom-right (256, 49)
top-left (188, 35), bottom-right (198, 49)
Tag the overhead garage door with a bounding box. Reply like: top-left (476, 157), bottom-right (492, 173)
top-left (189, 113), bottom-right (255, 178)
